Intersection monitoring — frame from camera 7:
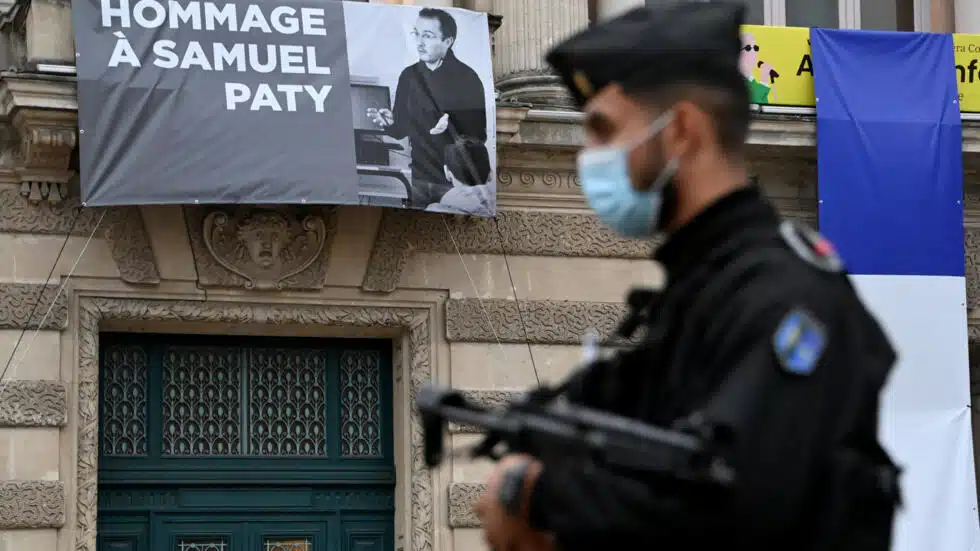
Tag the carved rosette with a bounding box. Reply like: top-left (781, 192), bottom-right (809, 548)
top-left (186, 206), bottom-right (337, 291)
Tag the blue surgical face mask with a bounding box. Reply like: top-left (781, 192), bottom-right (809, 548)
top-left (577, 111), bottom-right (679, 238)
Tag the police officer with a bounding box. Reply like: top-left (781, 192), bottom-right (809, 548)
top-left (473, 3), bottom-right (902, 551)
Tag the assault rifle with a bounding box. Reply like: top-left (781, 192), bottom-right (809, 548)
top-left (418, 287), bottom-right (736, 488)
top-left (416, 373), bottom-right (737, 488)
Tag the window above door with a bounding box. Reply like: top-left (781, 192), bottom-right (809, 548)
top-left (98, 334), bottom-right (395, 485)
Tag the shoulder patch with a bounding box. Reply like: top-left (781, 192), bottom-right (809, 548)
top-left (772, 308), bottom-right (827, 376)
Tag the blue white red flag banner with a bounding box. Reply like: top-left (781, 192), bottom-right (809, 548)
top-left (72, 0), bottom-right (497, 216)
top-left (813, 28), bottom-right (979, 551)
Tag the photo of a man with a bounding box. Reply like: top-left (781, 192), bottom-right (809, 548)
top-left (366, 8), bottom-right (488, 208)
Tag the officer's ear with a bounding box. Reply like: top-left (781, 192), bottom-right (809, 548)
top-left (646, 83), bottom-right (736, 160)
top-left (662, 100), bottom-right (703, 161)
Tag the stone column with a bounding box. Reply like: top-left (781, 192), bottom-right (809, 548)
top-left (492, 0), bottom-right (589, 109)
top-left (955, 0), bottom-right (980, 32)
top-left (931, 0), bottom-right (954, 32)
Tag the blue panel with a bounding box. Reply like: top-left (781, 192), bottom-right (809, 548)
top-left (812, 29), bottom-right (964, 277)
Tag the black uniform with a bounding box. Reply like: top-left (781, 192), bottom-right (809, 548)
top-left (525, 4), bottom-right (903, 551)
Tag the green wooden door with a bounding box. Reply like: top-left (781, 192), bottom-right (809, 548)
top-left (96, 333), bottom-right (395, 551)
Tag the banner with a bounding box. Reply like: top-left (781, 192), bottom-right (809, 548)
top-left (954, 34), bottom-right (980, 112)
top-left (739, 25), bottom-right (815, 108)
top-left (743, 24), bottom-right (980, 113)
top-left (73, 0), bottom-right (497, 215)
top-left (812, 28), bottom-right (979, 551)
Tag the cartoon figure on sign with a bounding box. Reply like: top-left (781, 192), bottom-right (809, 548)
top-left (740, 32), bottom-right (780, 105)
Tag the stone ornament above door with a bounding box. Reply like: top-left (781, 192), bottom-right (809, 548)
top-left (185, 205), bottom-right (338, 291)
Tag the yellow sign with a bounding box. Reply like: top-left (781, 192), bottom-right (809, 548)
top-left (741, 26), bottom-right (980, 113)
top-left (740, 25), bottom-right (815, 108)
top-left (954, 34), bottom-right (980, 112)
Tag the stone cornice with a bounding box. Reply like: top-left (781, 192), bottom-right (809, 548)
top-left (502, 108), bottom-right (980, 157)
top-left (0, 72), bottom-right (76, 114)
top-left (0, 75), bottom-right (975, 156)
top-left (445, 298), bottom-right (629, 345)
top-left (0, 74), bottom-right (79, 205)
top-left (361, 210), bottom-right (651, 293)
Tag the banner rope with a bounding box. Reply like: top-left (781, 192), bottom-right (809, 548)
top-left (440, 214), bottom-right (541, 386)
top-left (0, 208), bottom-right (107, 394)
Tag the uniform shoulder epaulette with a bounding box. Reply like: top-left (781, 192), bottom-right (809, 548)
top-left (778, 219), bottom-right (844, 273)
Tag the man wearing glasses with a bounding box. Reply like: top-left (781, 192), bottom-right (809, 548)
top-left (366, 8), bottom-right (488, 208)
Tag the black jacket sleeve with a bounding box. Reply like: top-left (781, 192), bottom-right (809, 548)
top-left (526, 288), bottom-right (849, 549)
top-left (446, 68), bottom-right (487, 142)
top-left (386, 70), bottom-right (412, 140)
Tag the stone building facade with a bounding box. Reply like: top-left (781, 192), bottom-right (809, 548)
top-left (0, 0), bottom-right (979, 550)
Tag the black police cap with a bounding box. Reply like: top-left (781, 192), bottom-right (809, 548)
top-left (544, 2), bottom-right (747, 109)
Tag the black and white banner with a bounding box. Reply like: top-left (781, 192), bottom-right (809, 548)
top-left (73, 0), bottom-right (496, 216)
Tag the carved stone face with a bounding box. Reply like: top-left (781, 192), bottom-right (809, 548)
top-left (237, 213), bottom-right (289, 269)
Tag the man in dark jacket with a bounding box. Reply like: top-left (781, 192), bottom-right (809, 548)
top-left (367, 7), bottom-right (487, 208)
top-left (473, 3), bottom-right (902, 551)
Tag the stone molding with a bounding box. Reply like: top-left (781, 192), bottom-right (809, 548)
top-left (0, 186), bottom-right (99, 235)
top-left (445, 298), bottom-right (628, 345)
top-left (0, 380), bottom-right (68, 427)
top-left (499, 109), bottom-right (828, 150)
top-left (448, 482), bottom-right (484, 528)
top-left (498, 166), bottom-right (581, 195)
top-left (12, 107), bottom-right (77, 204)
top-left (449, 390), bottom-right (521, 433)
top-left (102, 207), bottom-right (161, 285)
top-left (0, 188), bottom-right (161, 285)
top-left (498, 109), bottom-right (980, 156)
top-left (74, 297), bottom-right (435, 551)
top-left (362, 155), bottom-right (819, 294)
top-left (971, 340), bottom-right (980, 398)
top-left (0, 75), bottom-right (79, 205)
top-left (966, 227), bottom-right (980, 312)
top-left (0, 282), bottom-right (68, 330)
top-left (0, 481), bottom-right (66, 529)
top-left (362, 210), bottom-right (651, 293)
top-left (184, 205), bottom-right (339, 291)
